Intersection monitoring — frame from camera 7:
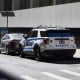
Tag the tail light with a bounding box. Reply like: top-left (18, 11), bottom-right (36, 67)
top-left (10, 40), bottom-right (19, 44)
top-left (43, 38), bottom-right (49, 44)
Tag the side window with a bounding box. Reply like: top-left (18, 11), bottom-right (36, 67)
top-left (30, 31), bottom-right (37, 37)
top-left (40, 31), bottom-right (47, 37)
top-left (6, 35), bottom-right (10, 39)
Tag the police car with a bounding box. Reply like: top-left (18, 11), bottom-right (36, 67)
top-left (21, 25), bottom-right (76, 61)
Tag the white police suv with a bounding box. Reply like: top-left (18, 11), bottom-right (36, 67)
top-left (21, 25), bottom-right (76, 61)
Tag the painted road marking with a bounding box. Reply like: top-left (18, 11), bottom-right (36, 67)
top-left (20, 75), bottom-right (37, 80)
top-left (60, 70), bottom-right (80, 77)
top-left (42, 72), bottom-right (71, 80)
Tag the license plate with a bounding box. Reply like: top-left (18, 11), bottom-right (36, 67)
top-left (59, 40), bottom-right (65, 44)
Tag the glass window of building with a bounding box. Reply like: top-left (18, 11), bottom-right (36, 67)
top-left (20, 0), bottom-right (30, 9)
top-left (20, 0), bottom-right (26, 9)
top-left (56, 0), bottom-right (80, 5)
top-left (65, 0), bottom-right (72, 3)
top-left (3, 0), bottom-right (80, 11)
top-left (49, 0), bottom-right (53, 5)
top-left (56, 0), bottom-right (65, 5)
top-left (32, 0), bottom-right (39, 8)
top-left (72, 0), bottom-right (80, 2)
top-left (26, 0), bottom-right (30, 9)
top-left (39, 0), bottom-right (53, 7)
top-left (12, 0), bottom-right (20, 10)
top-left (0, 0), bottom-right (4, 11)
top-left (4, 0), bottom-right (12, 11)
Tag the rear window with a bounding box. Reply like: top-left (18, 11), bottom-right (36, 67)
top-left (47, 30), bottom-right (73, 37)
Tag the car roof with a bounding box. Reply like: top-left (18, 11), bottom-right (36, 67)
top-left (6, 33), bottom-right (24, 38)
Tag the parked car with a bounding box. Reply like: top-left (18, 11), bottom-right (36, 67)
top-left (0, 33), bottom-right (27, 55)
top-left (20, 25), bottom-right (76, 61)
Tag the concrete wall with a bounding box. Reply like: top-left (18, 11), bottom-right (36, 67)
top-left (0, 2), bottom-right (80, 28)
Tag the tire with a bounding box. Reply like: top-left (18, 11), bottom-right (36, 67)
top-left (34, 47), bottom-right (42, 61)
top-left (6, 46), bottom-right (10, 55)
top-left (20, 51), bottom-right (25, 58)
top-left (18, 44), bottom-right (23, 55)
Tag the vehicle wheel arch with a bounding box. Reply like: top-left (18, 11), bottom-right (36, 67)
top-left (33, 44), bottom-right (42, 61)
top-left (34, 44), bottom-right (40, 50)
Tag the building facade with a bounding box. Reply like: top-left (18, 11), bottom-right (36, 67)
top-left (0, 0), bottom-right (80, 33)
top-left (0, 0), bottom-right (80, 11)
top-left (0, 0), bottom-right (80, 47)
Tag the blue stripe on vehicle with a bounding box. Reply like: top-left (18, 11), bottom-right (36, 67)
top-left (27, 38), bottom-right (43, 41)
top-left (23, 48), bottom-right (33, 51)
top-left (24, 48), bottom-right (33, 49)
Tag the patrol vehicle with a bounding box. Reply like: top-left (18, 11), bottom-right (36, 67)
top-left (21, 25), bottom-right (76, 61)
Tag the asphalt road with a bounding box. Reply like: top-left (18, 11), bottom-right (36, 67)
top-left (0, 49), bottom-right (80, 80)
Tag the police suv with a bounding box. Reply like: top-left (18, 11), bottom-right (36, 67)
top-left (21, 25), bottom-right (76, 61)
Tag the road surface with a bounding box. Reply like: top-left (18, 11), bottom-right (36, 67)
top-left (0, 49), bottom-right (80, 80)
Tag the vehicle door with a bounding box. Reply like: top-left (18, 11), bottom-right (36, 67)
top-left (24, 31), bottom-right (38, 55)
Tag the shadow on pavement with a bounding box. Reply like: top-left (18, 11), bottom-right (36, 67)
top-left (0, 69), bottom-right (24, 80)
top-left (23, 55), bottom-right (80, 64)
top-left (43, 57), bottom-right (80, 64)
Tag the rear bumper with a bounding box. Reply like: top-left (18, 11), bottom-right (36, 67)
top-left (41, 49), bottom-right (76, 57)
top-left (23, 48), bottom-right (76, 57)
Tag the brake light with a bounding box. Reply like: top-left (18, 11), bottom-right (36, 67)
top-left (10, 40), bottom-right (19, 43)
top-left (43, 38), bottom-right (49, 44)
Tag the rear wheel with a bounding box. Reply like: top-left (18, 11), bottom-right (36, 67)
top-left (34, 47), bottom-right (42, 61)
top-left (19, 50), bottom-right (25, 58)
top-left (20, 53), bottom-right (25, 58)
top-left (6, 46), bottom-right (10, 55)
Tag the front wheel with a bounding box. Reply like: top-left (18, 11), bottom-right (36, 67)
top-left (19, 51), bottom-right (25, 58)
top-left (34, 48), bottom-right (42, 61)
